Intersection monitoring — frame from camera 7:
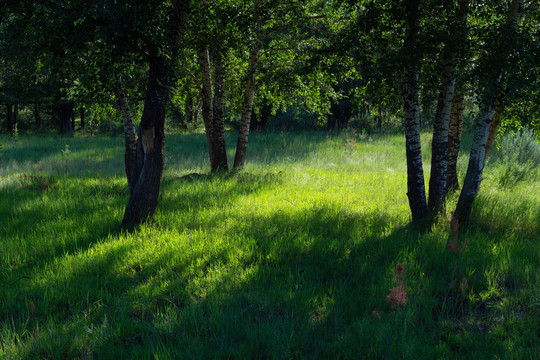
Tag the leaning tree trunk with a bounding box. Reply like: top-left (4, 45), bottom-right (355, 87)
top-left (121, 53), bottom-right (168, 228)
top-left (212, 52), bottom-right (228, 172)
top-left (114, 78), bottom-right (143, 195)
top-left (233, 45), bottom-right (259, 169)
top-left (401, 0), bottom-right (428, 222)
top-left (453, 101), bottom-right (496, 221)
top-left (453, 0), bottom-right (523, 223)
top-left (446, 89), bottom-right (465, 191)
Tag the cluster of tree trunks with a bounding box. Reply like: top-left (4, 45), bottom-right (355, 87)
top-left (401, 0), bottom-right (523, 225)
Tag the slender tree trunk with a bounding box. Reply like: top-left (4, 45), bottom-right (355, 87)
top-left (212, 52), bottom-right (228, 171)
top-left (79, 106), bottom-right (85, 130)
top-left (6, 104), bottom-right (13, 134)
top-left (114, 78), bottom-right (143, 195)
top-left (428, 60), bottom-right (456, 216)
top-left (428, 1), bottom-right (467, 216)
top-left (484, 102), bottom-right (505, 164)
top-left (199, 47), bottom-right (218, 170)
top-left (454, 0), bottom-right (523, 222)
top-left (234, 45), bottom-right (259, 169)
top-left (121, 52), bottom-right (168, 228)
top-left (34, 103), bottom-right (41, 128)
top-left (446, 89), bottom-right (465, 191)
top-left (402, 0), bottom-right (427, 222)
top-left (454, 101), bottom-right (496, 221)
top-left (13, 104), bottom-right (18, 131)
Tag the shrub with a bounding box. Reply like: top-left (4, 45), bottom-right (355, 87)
top-left (491, 128), bottom-right (540, 186)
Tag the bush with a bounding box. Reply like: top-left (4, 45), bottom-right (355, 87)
top-left (491, 128), bottom-right (540, 186)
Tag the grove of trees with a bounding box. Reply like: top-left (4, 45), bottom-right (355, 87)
top-left (1, 0), bottom-right (538, 228)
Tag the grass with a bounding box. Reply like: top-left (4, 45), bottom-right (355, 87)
top-left (0, 130), bottom-right (538, 359)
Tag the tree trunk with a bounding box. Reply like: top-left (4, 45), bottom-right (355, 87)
top-left (6, 104), bottom-right (13, 134)
top-left (13, 104), bottom-right (18, 131)
top-left (114, 78), bottom-right (143, 195)
top-left (212, 52), bottom-right (228, 172)
top-left (199, 47), bottom-right (218, 170)
top-left (34, 103), bottom-right (42, 128)
top-left (453, 101), bottom-right (496, 222)
top-left (233, 45), bottom-right (259, 169)
top-left (121, 52), bottom-right (168, 228)
top-left (79, 106), bottom-right (85, 130)
top-left (428, 1), bottom-right (467, 216)
top-left (428, 60), bottom-right (456, 216)
top-left (121, 0), bottom-right (188, 228)
top-left (446, 89), bottom-right (465, 191)
top-left (402, 0), bottom-right (428, 223)
top-left (484, 102), bottom-right (505, 164)
top-left (453, 0), bottom-right (523, 223)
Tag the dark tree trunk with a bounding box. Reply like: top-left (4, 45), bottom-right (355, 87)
top-left (121, 52), bottom-right (168, 228)
top-left (79, 106), bottom-right (85, 129)
top-left (446, 89), bottom-right (465, 191)
top-left (6, 104), bottom-right (13, 134)
top-left (234, 45), bottom-right (259, 169)
top-left (114, 79), bottom-right (143, 195)
top-left (34, 103), bottom-right (42, 128)
top-left (13, 104), bottom-right (18, 131)
top-left (54, 92), bottom-right (73, 134)
top-left (401, 0), bottom-right (428, 223)
top-left (199, 48), bottom-right (218, 170)
top-left (212, 52), bottom-right (228, 171)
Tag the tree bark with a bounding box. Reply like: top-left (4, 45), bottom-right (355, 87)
top-left (122, 0), bottom-right (188, 228)
top-left (428, 1), bottom-right (467, 216)
top-left (234, 45), bottom-right (259, 169)
top-left (446, 89), bottom-right (465, 191)
top-left (13, 104), bottom-right (18, 131)
top-left (484, 101), bottom-right (505, 164)
top-left (401, 0), bottom-right (428, 223)
top-left (199, 47), bottom-right (218, 170)
top-left (454, 101), bottom-right (496, 222)
top-left (454, 0), bottom-right (523, 222)
top-left (428, 60), bottom-right (456, 216)
top-left (212, 52), bottom-right (228, 171)
top-left (121, 52), bottom-right (168, 228)
top-left (114, 78), bottom-right (143, 195)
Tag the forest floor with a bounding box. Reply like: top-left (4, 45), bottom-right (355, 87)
top-left (0, 130), bottom-right (538, 359)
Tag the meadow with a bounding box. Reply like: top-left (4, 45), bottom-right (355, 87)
top-left (0, 130), bottom-right (538, 359)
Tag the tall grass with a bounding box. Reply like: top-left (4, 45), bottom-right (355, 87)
top-left (0, 130), bottom-right (538, 359)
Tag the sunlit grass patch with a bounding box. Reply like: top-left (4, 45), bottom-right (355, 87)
top-left (0, 131), bottom-right (538, 359)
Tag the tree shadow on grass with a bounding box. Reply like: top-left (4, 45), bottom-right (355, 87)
top-left (2, 194), bottom-right (537, 359)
